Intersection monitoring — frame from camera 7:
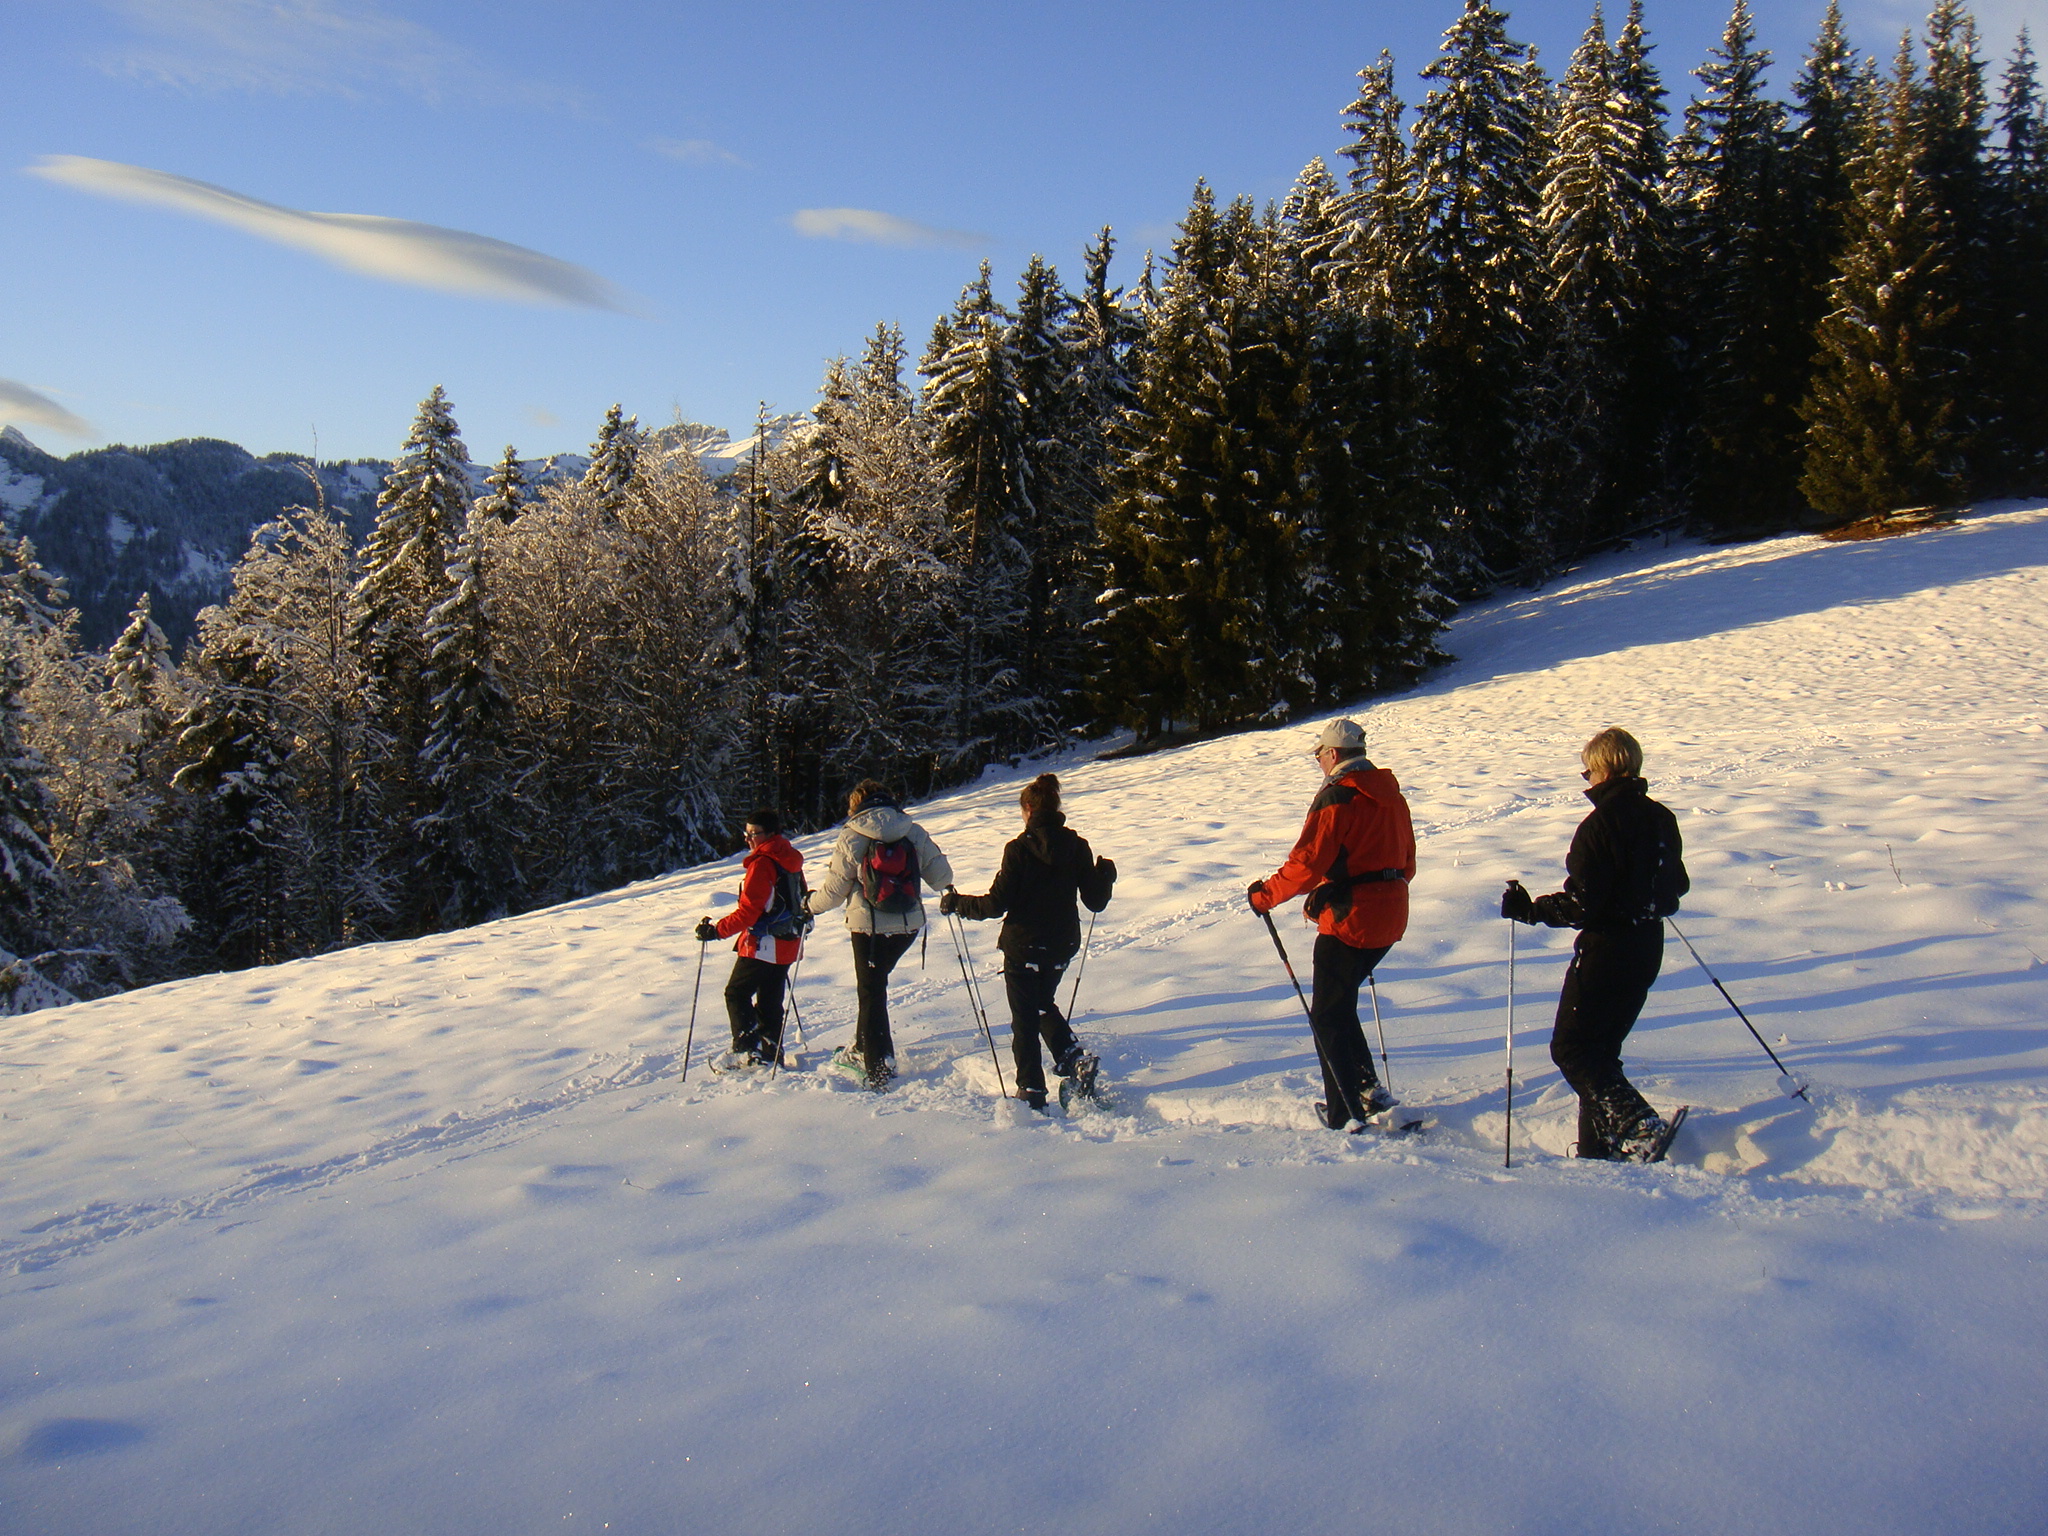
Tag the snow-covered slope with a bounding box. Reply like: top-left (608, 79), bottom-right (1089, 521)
top-left (6, 506), bottom-right (2048, 1534)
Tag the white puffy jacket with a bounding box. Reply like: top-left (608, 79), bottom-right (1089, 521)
top-left (808, 803), bottom-right (955, 935)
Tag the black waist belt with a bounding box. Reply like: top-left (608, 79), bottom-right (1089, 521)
top-left (1326, 868), bottom-right (1404, 887)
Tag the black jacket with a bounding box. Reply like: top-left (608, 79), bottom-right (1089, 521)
top-left (953, 811), bottom-right (1114, 958)
top-left (1532, 776), bottom-right (1689, 934)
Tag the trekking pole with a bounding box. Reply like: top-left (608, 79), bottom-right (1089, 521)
top-left (768, 958), bottom-right (805, 1083)
top-left (1669, 920), bottom-right (1809, 1101)
top-left (1064, 910), bottom-right (1097, 1020)
top-left (945, 911), bottom-right (1009, 1098)
top-left (785, 959), bottom-right (809, 1052)
top-left (1504, 921), bottom-right (1515, 1169)
top-left (681, 939), bottom-right (708, 1083)
top-left (1258, 908), bottom-right (1341, 1111)
top-left (1366, 973), bottom-right (1395, 1096)
top-left (1258, 909), bottom-right (1316, 1025)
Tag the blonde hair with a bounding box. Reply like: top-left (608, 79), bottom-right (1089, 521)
top-left (847, 778), bottom-right (893, 814)
top-left (1581, 727), bottom-right (1644, 780)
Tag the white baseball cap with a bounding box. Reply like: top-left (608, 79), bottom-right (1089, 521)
top-left (1314, 718), bottom-right (1366, 755)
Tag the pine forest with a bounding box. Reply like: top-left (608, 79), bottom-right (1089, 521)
top-left (4, 0), bottom-right (2046, 1000)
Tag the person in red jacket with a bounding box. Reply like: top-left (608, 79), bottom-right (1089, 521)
top-left (1248, 718), bottom-right (1416, 1130)
top-left (695, 810), bottom-right (806, 1069)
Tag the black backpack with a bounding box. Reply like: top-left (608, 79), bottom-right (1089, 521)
top-left (751, 862), bottom-right (812, 941)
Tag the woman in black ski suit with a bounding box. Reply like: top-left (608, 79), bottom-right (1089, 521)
top-left (942, 774), bottom-right (1116, 1111)
top-left (1501, 728), bottom-right (1689, 1160)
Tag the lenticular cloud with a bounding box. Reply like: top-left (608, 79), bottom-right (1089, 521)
top-left (0, 378), bottom-right (94, 439)
top-left (30, 155), bottom-right (627, 310)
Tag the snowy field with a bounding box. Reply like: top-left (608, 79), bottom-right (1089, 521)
top-left (7, 504), bottom-right (2048, 1535)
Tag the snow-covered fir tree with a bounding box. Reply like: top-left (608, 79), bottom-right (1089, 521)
top-left (1800, 35), bottom-right (1968, 519)
top-left (1524, 2), bottom-right (1674, 558)
top-left (1670, 0), bottom-right (1805, 529)
top-left (478, 445), bottom-right (529, 525)
top-left (1786, 2), bottom-right (1873, 353)
top-left (0, 648), bottom-right (59, 959)
top-left (351, 386), bottom-right (471, 874)
top-left (1409, 0), bottom-right (1549, 579)
top-left (1334, 50), bottom-right (1420, 323)
top-left (1987, 30), bottom-right (2048, 490)
top-left (415, 500), bottom-right (518, 927)
top-left (921, 265), bottom-right (1034, 758)
top-left (1092, 186), bottom-right (1312, 735)
top-left (582, 404), bottom-right (642, 521)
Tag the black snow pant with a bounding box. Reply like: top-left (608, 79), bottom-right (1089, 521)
top-left (1549, 922), bottom-right (1664, 1157)
top-left (1310, 935), bottom-right (1392, 1125)
top-left (724, 956), bottom-right (789, 1061)
top-left (1002, 947), bottom-right (1079, 1104)
top-left (849, 930), bottom-right (917, 1068)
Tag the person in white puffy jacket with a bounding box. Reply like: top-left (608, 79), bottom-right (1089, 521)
top-left (806, 778), bottom-right (954, 1088)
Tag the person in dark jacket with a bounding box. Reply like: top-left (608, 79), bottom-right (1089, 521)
top-left (1248, 718), bottom-right (1417, 1131)
top-left (1501, 727), bottom-right (1689, 1160)
top-left (941, 774), bottom-right (1115, 1111)
top-left (695, 810), bottom-right (806, 1069)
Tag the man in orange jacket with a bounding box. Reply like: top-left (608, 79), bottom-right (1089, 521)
top-left (695, 810), bottom-right (807, 1069)
top-left (1248, 719), bottom-right (1416, 1130)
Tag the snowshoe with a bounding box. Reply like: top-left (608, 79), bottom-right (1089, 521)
top-left (710, 1049), bottom-right (770, 1076)
top-left (1055, 1050), bottom-right (1103, 1110)
top-left (1016, 1088), bottom-right (1050, 1114)
top-left (830, 1046), bottom-right (893, 1091)
top-left (1615, 1105), bottom-right (1688, 1163)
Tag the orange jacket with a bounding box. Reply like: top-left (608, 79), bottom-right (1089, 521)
top-left (713, 835), bottom-right (805, 964)
top-left (1252, 761), bottom-right (1415, 948)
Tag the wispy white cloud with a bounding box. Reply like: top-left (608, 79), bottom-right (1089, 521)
top-left (0, 379), bottom-right (95, 440)
top-left (790, 207), bottom-right (986, 251)
top-left (97, 0), bottom-right (575, 108)
top-left (29, 156), bottom-right (630, 311)
top-left (648, 137), bottom-right (751, 169)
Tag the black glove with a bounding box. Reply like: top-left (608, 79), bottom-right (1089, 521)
top-left (939, 889), bottom-right (959, 915)
top-left (1097, 857), bottom-right (1117, 883)
top-left (1246, 880), bottom-right (1268, 912)
top-left (1500, 880), bottom-right (1535, 924)
top-left (694, 917), bottom-right (718, 942)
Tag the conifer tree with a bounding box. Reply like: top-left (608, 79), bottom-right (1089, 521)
top-left (1282, 163), bottom-right (1450, 704)
top-left (921, 263), bottom-right (1034, 757)
top-left (1988, 31), bottom-right (2048, 489)
top-left (1093, 186), bottom-right (1313, 734)
top-left (1529, 3), bottom-right (1671, 555)
top-left (1919, 0), bottom-right (1992, 484)
top-left (1787, 2), bottom-right (1871, 334)
top-left (351, 386), bottom-right (470, 910)
top-left (1409, 0), bottom-right (1548, 576)
top-left (0, 649), bottom-right (59, 957)
top-left (416, 501), bottom-right (517, 926)
top-left (1334, 50), bottom-right (1419, 321)
top-left (582, 404), bottom-right (642, 520)
top-left (1671, 0), bottom-right (1804, 528)
top-left (170, 625), bottom-right (301, 966)
top-left (478, 445), bottom-right (529, 525)
top-left (1800, 37), bottom-right (1967, 518)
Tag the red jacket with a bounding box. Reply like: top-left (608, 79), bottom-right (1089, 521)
top-left (713, 835), bottom-right (805, 964)
top-left (1252, 760), bottom-right (1415, 948)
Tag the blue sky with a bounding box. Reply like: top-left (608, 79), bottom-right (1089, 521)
top-left (5, 0), bottom-right (2043, 462)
